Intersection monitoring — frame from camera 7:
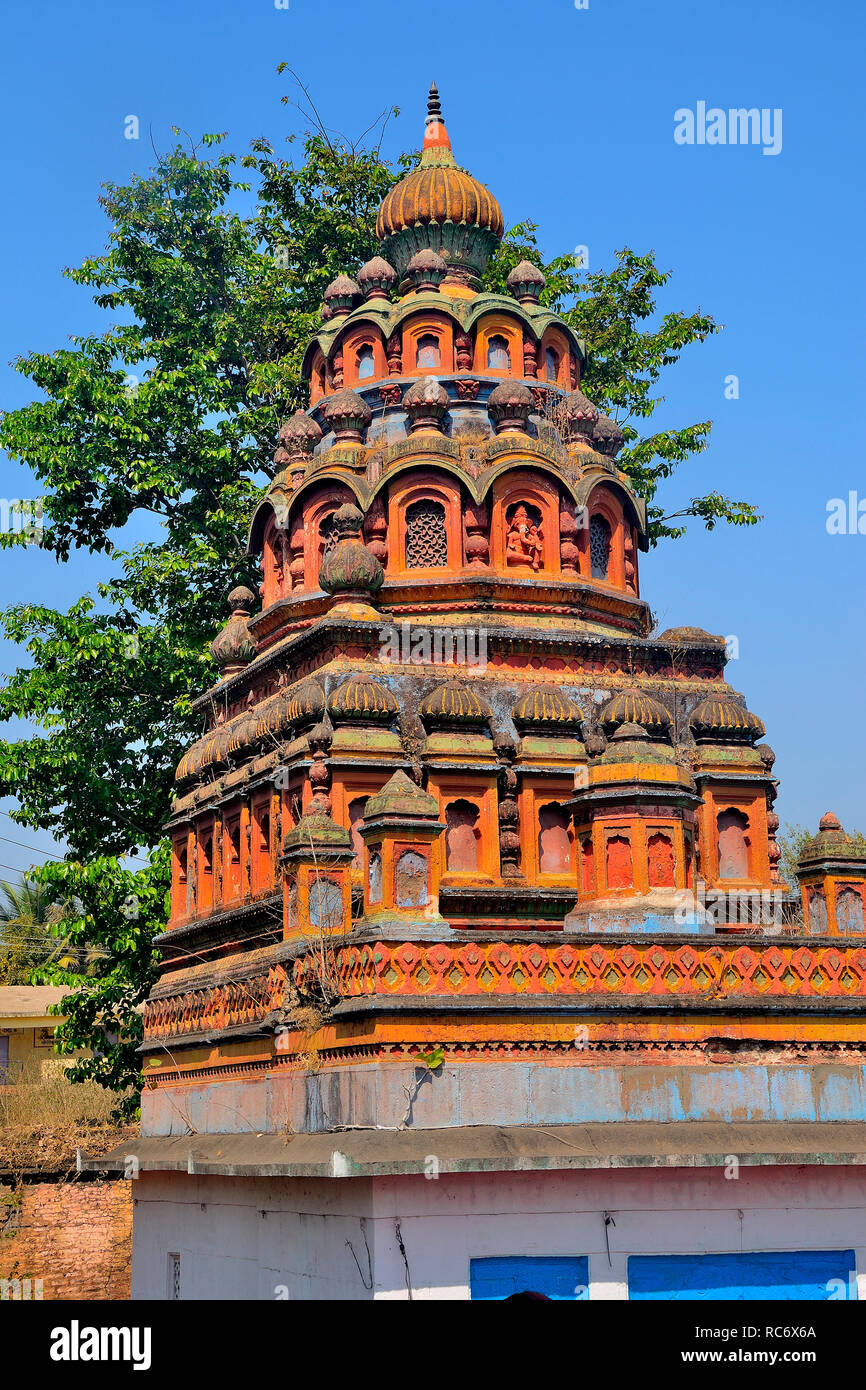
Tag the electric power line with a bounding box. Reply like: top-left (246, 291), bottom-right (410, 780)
top-left (0, 809), bottom-right (152, 866)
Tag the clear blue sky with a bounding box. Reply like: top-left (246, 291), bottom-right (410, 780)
top-left (1, 0), bottom-right (864, 874)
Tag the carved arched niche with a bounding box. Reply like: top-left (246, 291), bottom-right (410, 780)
top-left (490, 469), bottom-right (560, 575)
top-left (837, 885), bottom-right (865, 935)
top-left (539, 326), bottom-right (573, 389)
top-left (537, 802), bottom-right (573, 876)
top-left (577, 483), bottom-right (634, 591)
top-left (340, 324), bottom-right (388, 388)
top-left (387, 472), bottom-right (463, 576)
top-left (473, 314), bottom-right (522, 377)
top-left (716, 807), bottom-right (751, 880)
top-left (261, 512), bottom-right (285, 608)
top-left (445, 799), bottom-right (481, 873)
top-left (401, 313), bottom-right (456, 377)
top-left (309, 349), bottom-right (327, 405)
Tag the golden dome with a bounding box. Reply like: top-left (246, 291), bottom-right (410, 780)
top-left (376, 84), bottom-right (504, 288)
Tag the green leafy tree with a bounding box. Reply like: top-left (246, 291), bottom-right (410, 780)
top-left (0, 875), bottom-right (68, 984)
top-left (0, 872), bottom-right (106, 985)
top-left (0, 78), bottom-right (758, 1109)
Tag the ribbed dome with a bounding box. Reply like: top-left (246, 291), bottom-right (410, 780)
top-left (512, 685), bottom-right (584, 730)
top-left (254, 689), bottom-right (294, 742)
top-left (226, 710), bottom-right (258, 756)
top-left (175, 744), bottom-right (198, 785)
top-left (419, 680), bottom-right (492, 726)
top-left (356, 256), bottom-right (397, 300)
top-left (376, 84), bottom-right (504, 287)
top-left (284, 680), bottom-right (326, 727)
top-left (377, 151), bottom-right (504, 236)
top-left (690, 697), bottom-right (765, 744)
top-left (276, 410), bottom-right (322, 461)
top-left (328, 674), bottom-right (399, 722)
top-left (599, 688), bottom-right (672, 737)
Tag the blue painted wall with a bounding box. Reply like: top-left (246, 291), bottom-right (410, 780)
top-left (629, 1250), bottom-right (857, 1300)
top-left (470, 1256), bottom-right (589, 1301)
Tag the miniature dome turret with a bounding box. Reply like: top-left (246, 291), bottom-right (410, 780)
top-left (403, 376), bottom-right (450, 432)
top-left (599, 688), bottom-right (672, 738)
top-left (404, 248), bottom-right (447, 293)
top-left (210, 587), bottom-right (256, 677)
top-left (560, 389), bottom-right (600, 444)
top-left (419, 680), bottom-right (492, 728)
top-left (593, 415), bottom-right (624, 458)
top-left (283, 809), bottom-right (353, 853)
top-left (284, 679), bottom-right (326, 728)
top-left (797, 814), bottom-right (866, 871)
top-left (275, 410), bottom-right (322, 467)
top-left (363, 768), bottom-right (442, 825)
top-left (320, 388), bottom-right (373, 444)
top-left (598, 720), bottom-right (676, 767)
top-left (356, 256), bottom-right (397, 301)
top-left (323, 274), bottom-right (361, 317)
top-left (512, 685), bottom-right (584, 732)
top-left (488, 380), bottom-right (534, 434)
top-left (319, 503), bottom-right (384, 598)
top-left (328, 674), bottom-right (399, 723)
top-left (690, 697), bottom-right (766, 745)
top-left (506, 259), bottom-right (546, 304)
top-left (657, 626), bottom-right (725, 645)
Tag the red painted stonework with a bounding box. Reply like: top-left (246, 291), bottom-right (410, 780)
top-left (647, 831), bottom-right (675, 888)
top-left (606, 834), bottom-right (633, 890)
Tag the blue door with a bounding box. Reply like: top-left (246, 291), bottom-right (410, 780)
top-left (470, 1256), bottom-right (589, 1301)
top-left (629, 1250), bottom-right (857, 1300)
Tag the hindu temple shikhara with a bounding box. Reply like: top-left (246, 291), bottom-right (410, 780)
top-left (91, 88), bottom-right (866, 1302)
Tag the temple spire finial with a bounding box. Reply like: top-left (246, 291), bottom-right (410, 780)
top-left (422, 81), bottom-right (452, 154)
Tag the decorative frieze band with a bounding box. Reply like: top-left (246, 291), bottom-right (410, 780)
top-left (143, 939), bottom-right (866, 1044)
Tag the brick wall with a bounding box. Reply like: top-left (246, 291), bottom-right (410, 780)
top-left (0, 1177), bottom-right (132, 1299)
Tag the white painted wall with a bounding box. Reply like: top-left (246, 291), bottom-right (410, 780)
top-left (131, 1164), bottom-right (866, 1300)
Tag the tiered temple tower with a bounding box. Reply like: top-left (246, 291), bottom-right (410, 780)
top-left (102, 88), bottom-right (866, 1303)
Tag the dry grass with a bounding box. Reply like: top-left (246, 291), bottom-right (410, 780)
top-left (0, 1059), bottom-right (134, 1178)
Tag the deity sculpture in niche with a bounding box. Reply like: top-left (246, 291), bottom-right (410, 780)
top-left (505, 502), bottom-right (543, 570)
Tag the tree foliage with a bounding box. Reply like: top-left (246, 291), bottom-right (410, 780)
top-left (0, 80), bottom-right (759, 1106)
top-left (0, 874), bottom-right (73, 984)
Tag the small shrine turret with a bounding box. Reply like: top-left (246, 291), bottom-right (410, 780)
top-left (796, 812), bottom-right (866, 935)
top-left (565, 695), bottom-right (703, 933)
top-left (281, 809), bottom-right (355, 943)
top-left (357, 769), bottom-right (447, 937)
